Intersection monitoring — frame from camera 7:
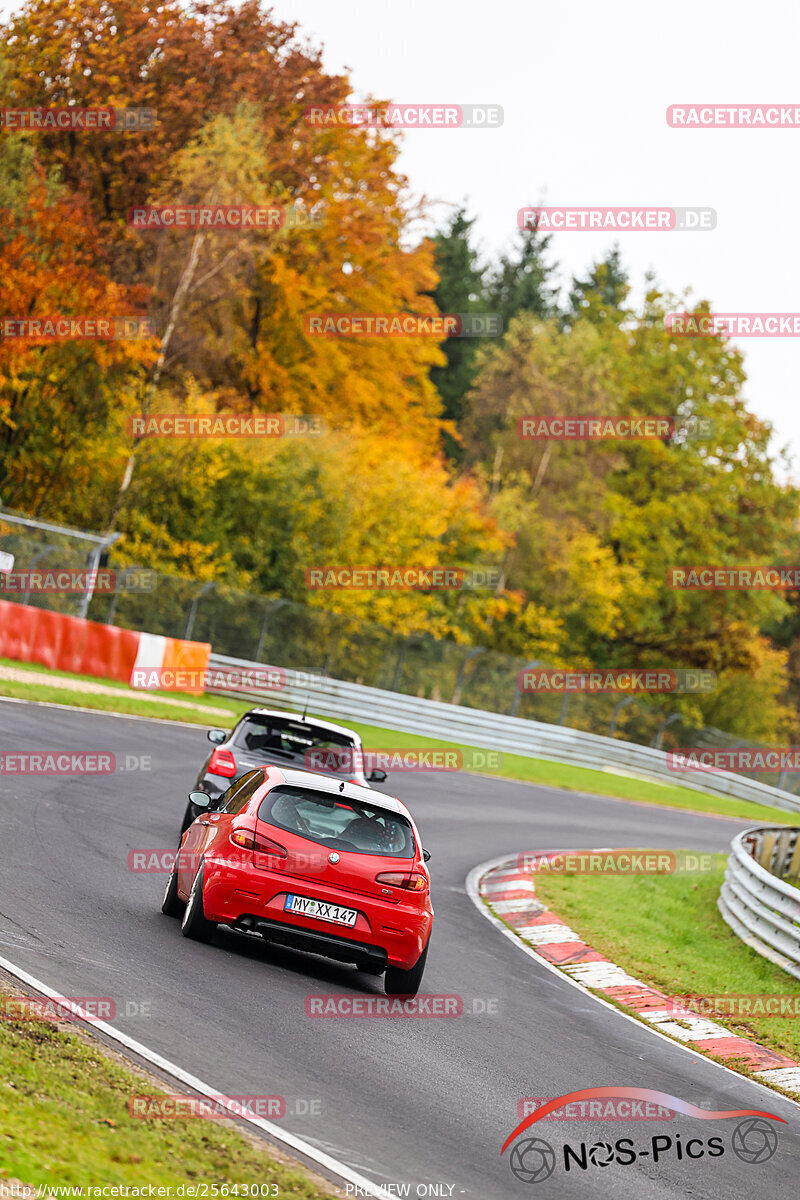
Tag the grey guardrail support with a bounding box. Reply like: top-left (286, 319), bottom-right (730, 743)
top-left (204, 652), bottom-right (800, 814)
top-left (718, 826), bottom-right (800, 981)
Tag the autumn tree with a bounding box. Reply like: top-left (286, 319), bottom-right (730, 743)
top-left (460, 279), bottom-right (800, 737)
top-left (0, 134), bottom-right (156, 515)
top-left (3, 0), bottom-right (448, 447)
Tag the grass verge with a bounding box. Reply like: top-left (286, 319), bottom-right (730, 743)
top-left (0, 657), bottom-right (249, 725)
top-left (534, 859), bottom-right (800, 1065)
top-left (1, 656), bottom-right (798, 825)
top-left (0, 988), bottom-right (337, 1194)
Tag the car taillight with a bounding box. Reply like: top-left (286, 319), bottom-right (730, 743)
top-left (230, 830), bottom-right (287, 857)
top-left (375, 871), bottom-right (428, 893)
top-left (208, 747), bottom-right (237, 778)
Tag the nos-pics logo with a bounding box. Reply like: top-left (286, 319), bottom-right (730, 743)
top-left (503, 1088), bottom-right (781, 1183)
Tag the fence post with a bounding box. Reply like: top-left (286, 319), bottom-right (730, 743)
top-left (609, 695), bottom-right (637, 737)
top-left (184, 580), bottom-right (214, 640)
top-left (452, 647), bottom-right (484, 706)
top-left (254, 598), bottom-right (289, 663)
top-left (511, 660), bottom-right (543, 717)
top-left (653, 711), bottom-right (681, 751)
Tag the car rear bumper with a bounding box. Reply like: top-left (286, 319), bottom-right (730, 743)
top-left (202, 857), bottom-right (431, 969)
top-left (232, 914), bottom-right (388, 971)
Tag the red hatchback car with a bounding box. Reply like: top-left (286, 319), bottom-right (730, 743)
top-left (162, 766), bottom-right (433, 995)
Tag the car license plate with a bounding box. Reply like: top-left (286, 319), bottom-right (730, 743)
top-left (284, 894), bottom-right (357, 927)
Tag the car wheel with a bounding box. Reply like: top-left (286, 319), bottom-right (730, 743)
top-left (161, 858), bottom-right (185, 918)
top-left (385, 939), bottom-right (429, 997)
top-left (180, 863), bottom-right (216, 943)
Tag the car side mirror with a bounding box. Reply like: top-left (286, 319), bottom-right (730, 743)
top-left (207, 729), bottom-right (227, 744)
top-left (188, 791), bottom-right (211, 809)
top-left (367, 769), bottom-right (388, 783)
top-left (423, 848), bottom-right (431, 863)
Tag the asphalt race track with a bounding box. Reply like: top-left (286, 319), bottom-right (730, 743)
top-left (0, 697), bottom-right (797, 1198)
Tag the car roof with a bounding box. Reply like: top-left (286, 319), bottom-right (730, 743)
top-left (243, 708), bottom-right (360, 741)
top-left (265, 766), bottom-right (407, 815)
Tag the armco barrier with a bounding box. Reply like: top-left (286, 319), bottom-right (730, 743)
top-left (718, 827), bottom-right (800, 980)
top-left (0, 599), bottom-right (211, 692)
top-left (205, 652), bottom-right (800, 814)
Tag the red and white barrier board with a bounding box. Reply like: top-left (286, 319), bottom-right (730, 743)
top-left (0, 599), bottom-right (210, 693)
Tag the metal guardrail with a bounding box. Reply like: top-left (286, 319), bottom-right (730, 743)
top-left (205, 652), bottom-right (800, 814)
top-left (718, 827), bottom-right (800, 980)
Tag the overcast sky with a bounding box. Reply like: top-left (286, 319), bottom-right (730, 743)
top-left (268, 0), bottom-right (800, 473)
top-left (4, 0), bottom-right (800, 471)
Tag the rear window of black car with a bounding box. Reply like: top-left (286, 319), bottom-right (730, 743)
top-left (258, 785), bottom-right (415, 858)
top-left (233, 716), bottom-right (356, 768)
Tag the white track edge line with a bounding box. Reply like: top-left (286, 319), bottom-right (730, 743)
top-left (465, 854), bottom-right (800, 1115)
top-left (0, 951), bottom-right (395, 1199)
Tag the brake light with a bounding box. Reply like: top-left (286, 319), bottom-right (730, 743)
top-left (208, 747), bottom-right (236, 778)
top-left (375, 871), bottom-right (428, 892)
top-left (230, 830), bottom-right (287, 857)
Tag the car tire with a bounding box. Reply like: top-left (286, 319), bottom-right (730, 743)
top-left (385, 939), bottom-right (429, 997)
top-left (180, 863), bottom-right (216, 943)
top-left (161, 858), bottom-right (185, 918)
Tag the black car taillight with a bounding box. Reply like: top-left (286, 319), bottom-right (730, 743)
top-left (208, 747), bottom-right (237, 778)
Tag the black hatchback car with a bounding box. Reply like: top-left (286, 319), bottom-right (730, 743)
top-left (181, 707), bottom-right (387, 833)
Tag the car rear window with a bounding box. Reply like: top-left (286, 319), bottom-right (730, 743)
top-left (258, 786), bottom-right (415, 858)
top-left (233, 716), bottom-right (357, 769)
